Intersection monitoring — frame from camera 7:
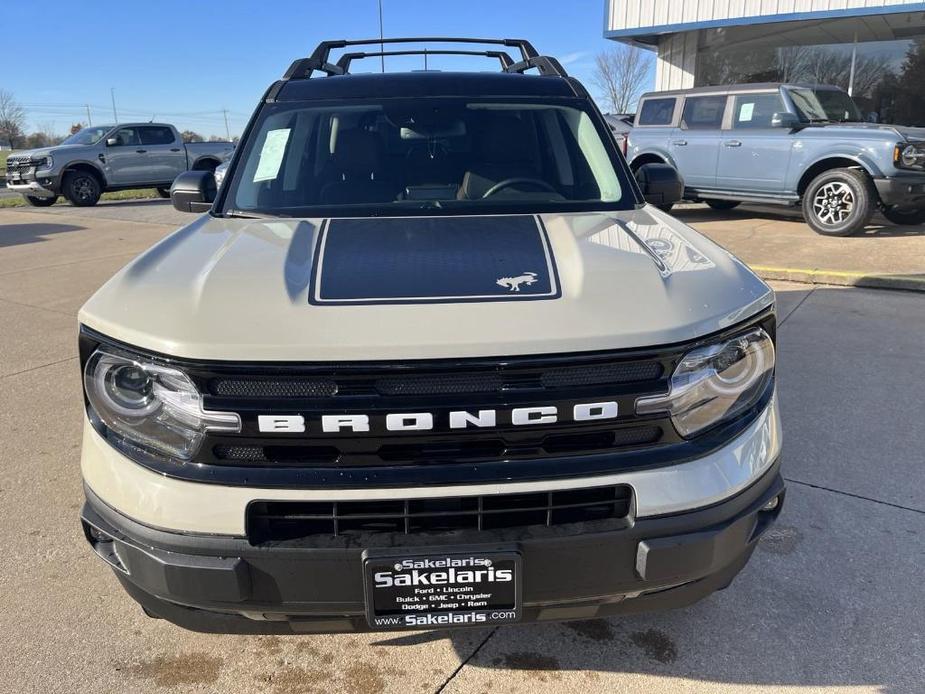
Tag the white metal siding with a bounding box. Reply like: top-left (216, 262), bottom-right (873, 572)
top-left (655, 32), bottom-right (700, 90)
top-left (607, 0), bottom-right (923, 31)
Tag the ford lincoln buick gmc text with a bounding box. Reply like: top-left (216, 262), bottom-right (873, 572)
top-left (77, 38), bottom-right (784, 634)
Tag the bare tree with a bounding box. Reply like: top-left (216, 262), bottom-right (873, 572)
top-left (24, 122), bottom-right (63, 149)
top-left (0, 89), bottom-right (27, 148)
top-left (592, 45), bottom-right (654, 114)
top-left (181, 130), bottom-right (204, 143)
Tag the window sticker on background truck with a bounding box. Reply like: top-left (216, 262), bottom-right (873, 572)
top-left (363, 552), bottom-right (522, 629)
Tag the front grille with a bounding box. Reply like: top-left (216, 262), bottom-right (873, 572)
top-left (195, 351), bottom-right (674, 469)
top-left (4, 156), bottom-right (32, 174)
top-left (247, 485), bottom-right (633, 542)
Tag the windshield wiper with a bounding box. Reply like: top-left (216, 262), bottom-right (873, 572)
top-left (219, 209), bottom-right (287, 219)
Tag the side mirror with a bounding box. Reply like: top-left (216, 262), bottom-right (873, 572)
top-left (170, 170), bottom-right (216, 213)
top-left (771, 112), bottom-right (799, 129)
top-left (105, 137), bottom-right (118, 146)
top-left (635, 163), bottom-right (683, 207)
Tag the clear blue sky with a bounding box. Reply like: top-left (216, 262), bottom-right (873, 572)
top-left (4, 0), bottom-right (653, 138)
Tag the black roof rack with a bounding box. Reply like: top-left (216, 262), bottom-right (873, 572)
top-left (282, 37), bottom-right (568, 80)
top-left (336, 49), bottom-right (516, 72)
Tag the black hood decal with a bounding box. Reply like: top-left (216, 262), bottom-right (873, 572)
top-left (309, 216), bottom-right (560, 305)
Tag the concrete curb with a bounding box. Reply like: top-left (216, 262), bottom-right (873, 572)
top-left (752, 265), bottom-right (925, 292)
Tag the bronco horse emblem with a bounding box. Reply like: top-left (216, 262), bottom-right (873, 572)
top-left (496, 271), bottom-right (539, 292)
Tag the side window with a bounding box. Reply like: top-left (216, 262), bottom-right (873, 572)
top-left (732, 93), bottom-right (786, 129)
top-left (680, 96), bottom-right (726, 129)
top-left (110, 128), bottom-right (140, 146)
top-left (637, 98), bottom-right (676, 126)
top-left (139, 126), bottom-right (176, 145)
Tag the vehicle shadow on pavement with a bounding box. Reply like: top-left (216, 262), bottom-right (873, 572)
top-left (0, 222), bottom-right (85, 248)
top-left (674, 205), bottom-right (925, 237)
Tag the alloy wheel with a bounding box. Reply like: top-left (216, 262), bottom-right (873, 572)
top-left (812, 181), bottom-right (855, 225)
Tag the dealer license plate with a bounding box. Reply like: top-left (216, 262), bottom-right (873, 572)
top-left (364, 551), bottom-right (521, 630)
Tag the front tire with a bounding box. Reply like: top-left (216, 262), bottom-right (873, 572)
top-left (24, 195), bottom-right (57, 207)
top-left (881, 205), bottom-right (925, 226)
top-left (802, 168), bottom-right (875, 236)
top-left (63, 171), bottom-right (102, 207)
top-left (705, 199), bottom-right (740, 211)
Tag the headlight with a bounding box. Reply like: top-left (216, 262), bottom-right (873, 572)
top-left (636, 327), bottom-right (775, 438)
top-left (32, 156), bottom-right (53, 170)
top-left (84, 348), bottom-right (240, 460)
top-left (895, 143), bottom-right (925, 169)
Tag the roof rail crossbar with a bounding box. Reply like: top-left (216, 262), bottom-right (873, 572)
top-left (286, 37), bottom-right (541, 79)
top-left (335, 49), bottom-right (516, 72)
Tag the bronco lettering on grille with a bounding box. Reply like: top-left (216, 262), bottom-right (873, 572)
top-left (256, 401), bottom-right (619, 434)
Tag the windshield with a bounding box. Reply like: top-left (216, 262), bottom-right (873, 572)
top-left (223, 98), bottom-right (633, 217)
top-left (788, 88), bottom-right (863, 123)
top-left (60, 127), bottom-right (111, 146)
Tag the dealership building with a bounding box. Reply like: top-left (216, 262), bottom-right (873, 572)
top-left (605, 1), bottom-right (925, 125)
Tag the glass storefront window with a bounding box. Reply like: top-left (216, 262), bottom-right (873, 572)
top-left (695, 33), bottom-right (925, 126)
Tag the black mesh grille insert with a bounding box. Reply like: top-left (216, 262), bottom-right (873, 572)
top-left (210, 379), bottom-right (338, 398)
top-left (247, 485), bottom-right (632, 542)
top-left (376, 372), bottom-right (504, 395)
top-left (541, 361), bottom-right (663, 388)
top-left (214, 444), bottom-right (339, 465)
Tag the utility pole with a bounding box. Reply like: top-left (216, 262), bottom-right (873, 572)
top-left (378, 0), bottom-right (385, 73)
top-left (110, 88), bottom-right (118, 123)
top-left (85, 104), bottom-right (92, 126)
top-left (222, 108), bottom-right (231, 140)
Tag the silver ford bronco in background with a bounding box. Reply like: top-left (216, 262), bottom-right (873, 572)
top-left (4, 122), bottom-right (232, 207)
top-left (78, 38), bottom-right (783, 634)
top-left (628, 83), bottom-right (925, 236)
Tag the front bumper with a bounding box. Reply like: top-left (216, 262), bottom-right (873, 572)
top-left (4, 176), bottom-right (58, 198)
top-left (873, 173), bottom-right (925, 207)
top-left (82, 462), bottom-right (784, 634)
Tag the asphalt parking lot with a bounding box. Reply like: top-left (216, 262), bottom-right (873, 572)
top-left (1, 201), bottom-right (923, 693)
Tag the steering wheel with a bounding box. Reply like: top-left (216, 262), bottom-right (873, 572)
top-left (481, 177), bottom-right (557, 199)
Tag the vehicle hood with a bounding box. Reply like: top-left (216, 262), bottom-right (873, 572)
top-left (13, 144), bottom-right (96, 159)
top-left (7, 147), bottom-right (53, 159)
top-left (816, 122), bottom-right (925, 142)
top-left (79, 209), bottom-right (773, 361)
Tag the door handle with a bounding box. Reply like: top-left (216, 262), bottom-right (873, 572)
top-left (724, 140), bottom-right (742, 147)
top-left (135, 149), bottom-right (147, 153)
top-left (170, 148), bottom-right (181, 152)
top-left (671, 140), bottom-right (687, 146)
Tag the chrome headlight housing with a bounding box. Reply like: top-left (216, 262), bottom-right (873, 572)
top-left (895, 143), bottom-right (925, 170)
top-left (84, 347), bottom-right (240, 460)
top-left (636, 327), bottom-right (775, 438)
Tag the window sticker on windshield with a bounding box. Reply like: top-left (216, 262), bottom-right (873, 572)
top-left (253, 128), bottom-right (291, 182)
top-left (739, 103), bottom-right (754, 122)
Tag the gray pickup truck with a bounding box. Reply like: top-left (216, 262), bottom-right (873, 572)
top-left (628, 83), bottom-right (925, 236)
top-left (4, 123), bottom-right (233, 207)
